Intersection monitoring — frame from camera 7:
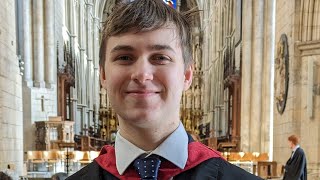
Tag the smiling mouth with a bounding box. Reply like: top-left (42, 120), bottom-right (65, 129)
top-left (125, 90), bottom-right (161, 97)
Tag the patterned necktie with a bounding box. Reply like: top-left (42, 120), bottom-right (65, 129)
top-left (133, 155), bottom-right (161, 180)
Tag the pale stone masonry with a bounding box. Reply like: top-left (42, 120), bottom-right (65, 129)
top-left (0, 0), bottom-right (24, 175)
top-left (0, 0), bottom-right (318, 178)
top-left (19, 0), bottom-right (58, 152)
top-left (199, 0), bottom-right (274, 154)
top-left (273, 0), bottom-right (320, 178)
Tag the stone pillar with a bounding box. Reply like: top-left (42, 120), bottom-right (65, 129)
top-left (33, 0), bottom-right (45, 87)
top-left (0, 0), bottom-right (24, 174)
top-left (86, 2), bottom-right (93, 60)
top-left (61, 0), bottom-right (65, 26)
top-left (44, 0), bottom-right (55, 87)
top-left (93, 17), bottom-right (100, 124)
top-left (23, 0), bottom-right (33, 86)
top-left (70, 0), bottom-right (76, 34)
top-left (250, 0), bottom-right (264, 152)
top-left (80, 49), bottom-right (86, 105)
top-left (86, 1), bottom-right (94, 126)
top-left (79, 1), bottom-right (87, 107)
top-left (240, 0), bottom-right (253, 152)
top-left (261, 0), bottom-right (275, 155)
top-left (79, 0), bottom-right (84, 46)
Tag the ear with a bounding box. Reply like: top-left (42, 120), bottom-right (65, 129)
top-left (183, 64), bottom-right (193, 90)
top-left (100, 66), bottom-right (107, 89)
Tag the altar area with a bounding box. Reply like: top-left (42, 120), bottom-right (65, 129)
top-left (26, 150), bottom-right (100, 178)
top-left (221, 152), bottom-right (283, 179)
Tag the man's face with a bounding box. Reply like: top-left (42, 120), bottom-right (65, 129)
top-left (100, 26), bottom-right (193, 129)
top-left (288, 140), bottom-right (294, 149)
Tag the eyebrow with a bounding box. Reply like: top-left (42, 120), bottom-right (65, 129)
top-left (147, 44), bottom-right (175, 53)
top-left (111, 45), bottom-right (135, 53)
top-left (110, 44), bottom-right (176, 54)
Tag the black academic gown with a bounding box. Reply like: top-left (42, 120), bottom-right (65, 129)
top-left (283, 147), bottom-right (307, 180)
top-left (67, 135), bottom-right (262, 180)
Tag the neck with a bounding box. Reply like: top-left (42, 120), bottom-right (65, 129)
top-left (291, 144), bottom-right (299, 150)
top-left (118, 118), bottom-right (180, 151)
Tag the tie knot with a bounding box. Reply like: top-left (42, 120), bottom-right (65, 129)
top-left (133, 155), bottom-right (161, 180)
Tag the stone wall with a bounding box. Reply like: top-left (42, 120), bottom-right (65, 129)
top-left (0, 0), bottom-right (24, 175)
top-left (273, 0), bottom-right (301, 168)
top-left (240, 0), bottom-right (275, 153)
top-left (273, 0), bottom-right (320, 178)
top-left (19, 0), bottom-right (59, 151)
top-left (22, 87), bottom-right (57, 151)
top-left (199, 0), bottom-right (275, 153)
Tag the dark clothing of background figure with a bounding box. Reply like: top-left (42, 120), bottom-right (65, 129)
top-left (283, 147), bottom-right (307, 180)
top-left (67, 135), bottom-right (262, 180)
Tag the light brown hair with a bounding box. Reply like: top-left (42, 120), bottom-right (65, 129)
top-left (288, 135), bottom-right (299, 145)
top-left (99, 0), bottom-right (194, 69)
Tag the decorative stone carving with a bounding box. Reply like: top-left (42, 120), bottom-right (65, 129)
top-left (194, 86), bottom-right (201, 109)
top-left (185, 89), bottom-right (193, 109)
top-left (185, 112), bottom-right (192, 131)
top-left (274, 34), bottom-right (289, 114)
top-left (35, 118), bottom-right (75, 150)
top-left (195, 44), bottom-right (202, 70)
top-left (109, 117), bottom-right (116, 131)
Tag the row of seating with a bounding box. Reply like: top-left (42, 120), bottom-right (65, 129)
top-left (221, 152), bottom-right (269, 161)
top-left (27, 150), bottom-right (100, 163)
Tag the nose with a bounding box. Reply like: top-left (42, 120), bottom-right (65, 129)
top-left (130, 58), bottom-right (154, 84)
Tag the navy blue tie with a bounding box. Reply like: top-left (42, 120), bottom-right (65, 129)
top-left (133, 155), bottom-right (161, 180)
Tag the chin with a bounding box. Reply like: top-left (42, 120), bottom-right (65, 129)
top-left (121, 111), bottom-right (159, 123)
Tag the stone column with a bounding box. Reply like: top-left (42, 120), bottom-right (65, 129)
top-left (77, 0), bottom-right (84, 106)
top-left (250, 0), bottom-right (264, 152)
top-left (93, 17), bottom-right (100, 124)
top-left (77, 0), bottom-right (84, 50)
top-left (23, 0), bottom-right (33, 86)
top-left (44, 0), bottom-right (55, 87)
top-left (70, 0), bottom-right (76, 34)
top-left (33, 0), bottom-right (45, 87)
top-left (80, 49), bottom-right (87, 105)
top-left (86, 1), bottom-right (94, 126)
top-left (261, 0), bottom-right (275, 155)
top-left (86, 1), bottom-right (94, 107)
top-left (61, 0), bottom-right (65, 26)
top-left (240, 0), bottom-right (253, 152)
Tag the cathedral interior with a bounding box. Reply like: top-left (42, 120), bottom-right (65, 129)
top-left (0, 0), bottom-right (320, 179)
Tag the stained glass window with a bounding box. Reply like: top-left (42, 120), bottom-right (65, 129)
top-left (163, 0), bottom-right (177, 9)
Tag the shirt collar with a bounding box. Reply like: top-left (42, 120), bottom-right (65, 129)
top-left (293, 145), bottom-right (300, 152)
top-left (115, 122), bottom-right (188, 175)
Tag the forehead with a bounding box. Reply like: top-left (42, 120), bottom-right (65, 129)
top-left (106, 26), bottom-right (182, 51)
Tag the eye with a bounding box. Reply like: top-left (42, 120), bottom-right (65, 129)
top-left (151, 55), bottom-right (172, 64)
top-left (116, 55), bottom-right (132, 61)
top-left (114, 55), bottom-right (134, 64)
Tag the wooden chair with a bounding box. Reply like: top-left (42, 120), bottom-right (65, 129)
top-left (44, 151), bottom-right (60, 172)
top-left (27, 151), bottom-right (45, 171)
top-left (229, 152), bottom-right (241, 161)
top-left (257, 153), bottom-right (269, 161)
top-left (241, 152), bottom-right (255, 161)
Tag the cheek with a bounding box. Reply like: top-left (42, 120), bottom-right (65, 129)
top-left (161, 71), bottom-right (185, 95)
top-left (105, 69), bottom-right (126, 93)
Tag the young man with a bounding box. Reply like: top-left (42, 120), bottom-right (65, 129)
top-left (283, 135), bottom-right (307, 180)
top-left (67, 0), bottom-right (261, 179)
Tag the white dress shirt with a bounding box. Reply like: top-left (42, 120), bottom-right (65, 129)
top-left (114, 122), bottom-right (189, 175)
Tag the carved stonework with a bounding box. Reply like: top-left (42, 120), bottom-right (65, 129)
top-left (181, 71), bottom-right (204, 136)
top-left (58, 40), bottom-right (75, 121)
top-left (274, 34), bottom-right (289, 114)
top-left (99, 105), bottom-right (118, 142)
top-left (35, 118), bottom-right (75, 150)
